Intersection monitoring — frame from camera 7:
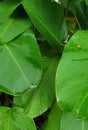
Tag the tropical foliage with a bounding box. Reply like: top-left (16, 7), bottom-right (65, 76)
top-left (0, 0), bottom-right (88, 129)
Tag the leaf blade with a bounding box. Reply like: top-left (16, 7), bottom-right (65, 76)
top-left (0, 107), bottom-right (36, 130)
top-left (56, 30), bottom-right (88, 119)
top-left (22, 0), bottom-right (68, 49)
top-left (0, 29), bottom-right (42, 95)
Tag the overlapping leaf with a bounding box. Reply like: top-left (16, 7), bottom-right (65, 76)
top-left (56, 30), bottom-right (88, 119)
top-left (0, 0), bottom-right (32, 43)
top-left (13, 44), bottom-right (59, 117)
top-left (22, 0), bottom-right (68, 49)
top-left (61, 113), bottom-right (88, 130)
top-left (0, 30), bottom-right (42, 95)
top-left (0, 107), bottom-right (36, 130)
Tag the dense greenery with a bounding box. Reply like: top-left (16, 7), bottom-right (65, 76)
top-left (0, 0), bottom-right (88, 129)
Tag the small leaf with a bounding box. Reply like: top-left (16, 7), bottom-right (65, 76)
top-left (22, 0), bottom-right (68, 49)
top-left (0, 107), bottom-right (36, 130)
top-left (56, 30), bottom-right (88, 119)
top-left (0, 29), bottom-right (42, 95)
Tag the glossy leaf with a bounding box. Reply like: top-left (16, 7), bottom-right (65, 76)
top-left (0, 107), bottom-right (36, 130)
top-left (45, 103), bottom-right (63, 130)
top-left (0, 30), bottom-right (42, 95)
top-left (22, 0), bottom-right (68, 49)
top-left (13, 44), bottom-right (59, 117)
top-left (0, 2), bottom-right (32, 43)
top-left (22, 44), bottom-right (59, 118)
top-left (56, 30), bottom-right (88, 119)
top-left (60, 113), bottom-right (88, 130)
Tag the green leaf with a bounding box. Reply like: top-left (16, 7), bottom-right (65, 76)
top-left (22, 44), bottom-right (59, 118)
top-left (0, 29), bottom-right (42, 95)
top-left (74, 1), bottom-right (88, 29)
top-left (0, 107), bottom-right (36, 130)
top-left (56, 30), bottom-right (88, 119)
top-left (0, 0), bottom-right (21, 15)
top-left (0, 0), bottom-right (21, 24)
top-left (13, 43), bottom-right (59, 117)
top-left (22, 0), bottom-right (68, 49)
top-left (60, 113), bottom-right (88, 130)
top-left (45, 103), bottom-right (63, 130)
top-left (0, 3), bottom-right (32, 43)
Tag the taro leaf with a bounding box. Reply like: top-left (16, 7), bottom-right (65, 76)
top-left (13, 43), bottom-right (59, 118)
top-left (22, 0), bottom-right (68, 49)
top-left (22, 44), bottom-right (59, 118)
top-left (56, 30), bottom-right (88, 119)
top-left (0, 107), bottom-right (36, 130)
top-left (60, 113), bottom-right (88, 130)
top-left (45, 103), bottom-right (63, 130)
top-left (0, 29), bottom-right (42, 95)
top-left (0, 3), bottom-right (32, 43)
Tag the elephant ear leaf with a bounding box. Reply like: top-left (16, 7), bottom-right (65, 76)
top-left (56, 30), bottom-right (88, 119)
top-left (0, 30), bottom-right (42, 95)
top-left (22, 0), bottom-right (68, 49)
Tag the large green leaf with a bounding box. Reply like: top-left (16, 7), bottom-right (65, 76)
top-left (0, 0), bottom-right (32, 43)
top-left (45, 103), bottom-right (63, 130)
top-left (60, 113), bottom-right (88, 130)
top-left (22, 0), bottom-right (68, 49)
top-left (13, 43), bottom-right (59, 117)
top-left (0, 29), bottom-right (42, 95)
top-left (0, 107), bottom-right (36, 130)
top-left (56, 30), bottom-right (88, 119)
top-left (22, 49), bottom-right (59, 118)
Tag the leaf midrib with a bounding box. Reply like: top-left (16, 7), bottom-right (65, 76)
top-left (23, 3), bottom-right (61, 45)
top-left (0, 19), bottom-right (12, 40)
top-left (4, 44), bottom-right (28, 83)
top-left (76, 92), bottom-right (88, 114)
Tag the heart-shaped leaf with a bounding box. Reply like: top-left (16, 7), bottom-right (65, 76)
top-left (0, 29), bottom-right (42, 95)
top-left (22, 0), bottom-right (68, 49)
top-left (0, 107), bottom-right (36, 130)
top-left (56, 30), bottom-right (88, 119)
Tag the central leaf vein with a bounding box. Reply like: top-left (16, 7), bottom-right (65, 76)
top-left (4, 44), bottom-right (28, 83)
